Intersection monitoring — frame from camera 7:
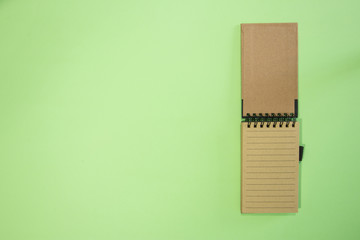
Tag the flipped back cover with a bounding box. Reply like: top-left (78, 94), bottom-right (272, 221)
top-left (241, 23), bottom-right (298, 117)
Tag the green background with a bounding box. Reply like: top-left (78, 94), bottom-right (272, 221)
top-left (1, 0), bottom-right (360, 239)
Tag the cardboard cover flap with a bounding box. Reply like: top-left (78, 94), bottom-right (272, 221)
top-left (241, 23), bottom-right (298, 117)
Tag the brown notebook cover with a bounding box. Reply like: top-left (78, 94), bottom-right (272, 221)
top-left (241, 23), bottom-right (300, 214)
top-left (241, 23), bottom-right (298, 117)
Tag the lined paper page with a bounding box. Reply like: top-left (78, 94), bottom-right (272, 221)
top-left (241, 122), bottom-right (299, 213)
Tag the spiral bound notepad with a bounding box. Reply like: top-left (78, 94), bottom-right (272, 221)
top-left (241, 23), bottom-right (300, 213)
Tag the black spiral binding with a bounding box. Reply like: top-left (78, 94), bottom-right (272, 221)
top-left (245, 113), bottom-right (296, 128)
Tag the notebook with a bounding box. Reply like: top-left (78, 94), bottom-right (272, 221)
top-left (241, 23), bottom-right (300, 213)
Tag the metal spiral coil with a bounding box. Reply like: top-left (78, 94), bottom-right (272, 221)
top-left (245, 113), bottom-right (296, 128)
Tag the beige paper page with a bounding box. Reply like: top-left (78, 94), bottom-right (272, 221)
top-left (241, 122), bottom-right (299, 213)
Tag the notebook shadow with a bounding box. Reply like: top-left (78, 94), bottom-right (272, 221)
top-left (242, 213), bottom-right (297, 216)
top-left (298, 117), bottom-right (305, 209)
